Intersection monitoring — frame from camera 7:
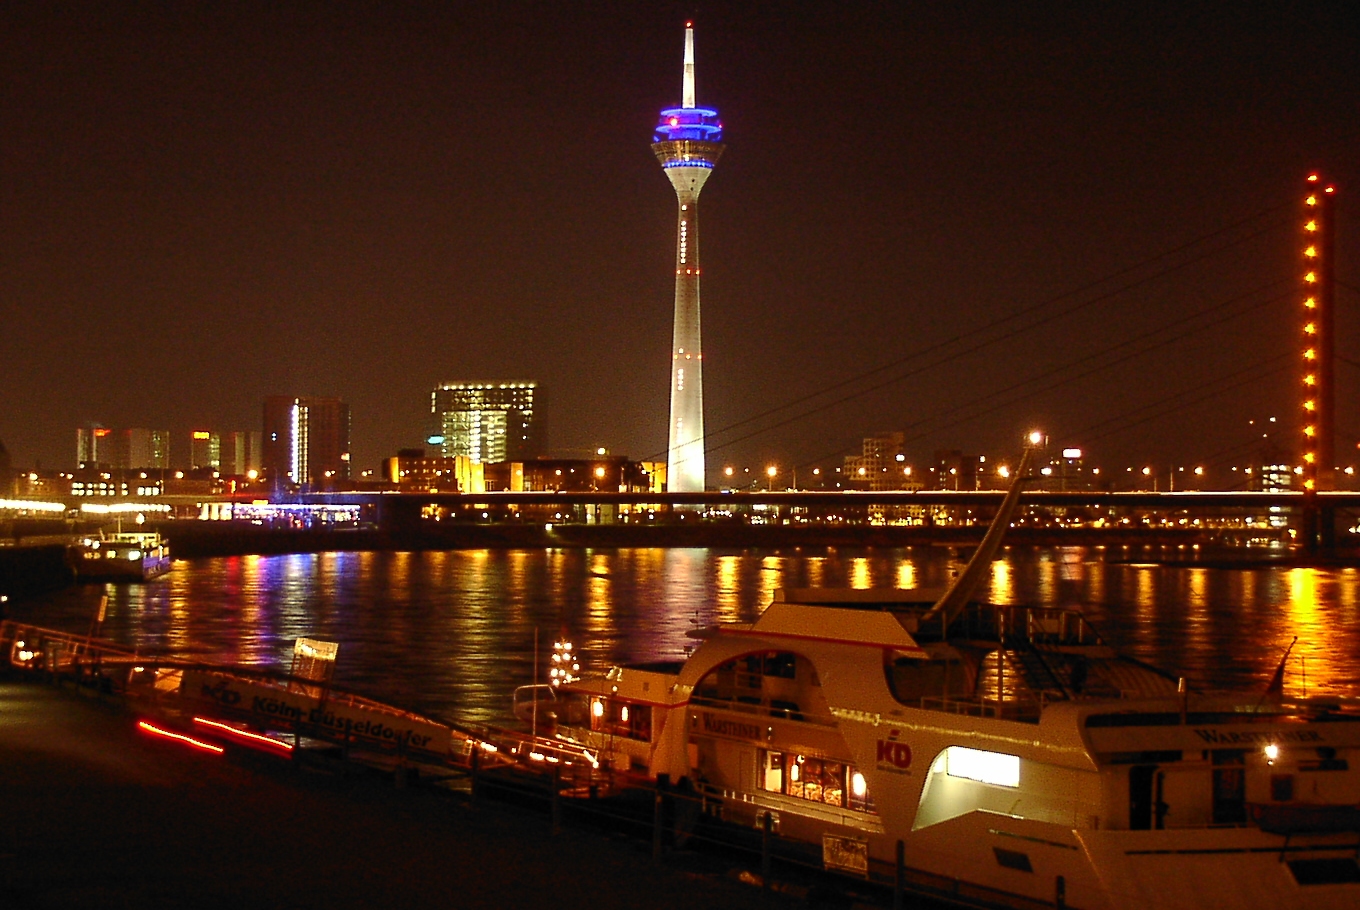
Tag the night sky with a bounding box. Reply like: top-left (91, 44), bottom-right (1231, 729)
top-left (3, 2), bottom-right (1357, 485)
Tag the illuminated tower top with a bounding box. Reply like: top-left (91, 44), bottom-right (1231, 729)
top-left (652, 22), bottom-right (723, 154)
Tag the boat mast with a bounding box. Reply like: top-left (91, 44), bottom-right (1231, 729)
top-left (920, 436), bottom-right (1039, 628)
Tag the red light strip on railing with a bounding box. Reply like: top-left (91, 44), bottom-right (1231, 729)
top-left (192, 716), bottom-right (294, 752)
top-left (137, 720), bottom-right (225, 755)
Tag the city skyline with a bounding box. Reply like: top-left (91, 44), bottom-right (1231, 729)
top-left (2, 4), bottom-right (1357, 478)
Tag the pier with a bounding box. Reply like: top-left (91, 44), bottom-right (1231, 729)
top-left (0, 622), bottom-right (812, 909)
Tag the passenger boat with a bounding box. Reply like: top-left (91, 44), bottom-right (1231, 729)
top-left (69, 530), bottom-right (173, 582)
top-left (516, 442), bottom-right (1360, 909)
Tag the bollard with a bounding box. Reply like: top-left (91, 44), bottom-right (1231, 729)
top-left (469, 744), bottom-right (480, 808)
top-left (652, 789), bottom-right (664, 861)
top-left (894, 839), bottom-right (905, 910)
top-left (761, 811), bottom-right (772, 896)
top-left (1056, 874), bottom-right (1066, 909)
top-left (551, 763), bottom-right (562, 836)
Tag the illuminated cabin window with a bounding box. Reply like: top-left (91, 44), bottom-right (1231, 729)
top-left (942, 746), bottom-right (1020, 787)
top-left (589, 699), bottom-right (652, 742)
top-left (757, 749), bottom-right (874, 813)
top-left (913, 746), bottom-right (1023, 830)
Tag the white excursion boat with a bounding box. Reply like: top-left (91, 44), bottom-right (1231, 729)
top-left (69, 530), bottom-right (173, 582)
top-left (516, 443), bottom-right (1360, 910)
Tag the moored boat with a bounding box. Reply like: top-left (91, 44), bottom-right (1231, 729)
top-left (517, 441), bottom-right (1360, 909)
top-left (69, 530), bottom-right (173, 582)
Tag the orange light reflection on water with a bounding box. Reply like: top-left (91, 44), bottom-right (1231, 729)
top-left (849, 557), bottom-right (872, 590)
top-left (1280, 567), bottom-right (1347, 698)
top-left (715, 555), bottom-right (742, 623)
top-left (895, 561), bottom-right (916, 590)
top-left (987, 561), bottom-right (1014, 604)
top-left (760, 555), bottom-right (784, 604)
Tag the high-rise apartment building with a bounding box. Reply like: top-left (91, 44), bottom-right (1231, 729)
top-left (653, 23), bottom-right (724, 493)
top-left (262, 396), bottom-right (351, 488)
top-left (428, 382), bottom-right (543, 464)
top-left (77, 425), bottom-right (170, 470)
top-left (223, 430), bottom-right (262, 477)
top-left (76, 424), bottom-right (112, 467)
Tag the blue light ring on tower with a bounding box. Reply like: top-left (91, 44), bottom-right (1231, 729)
top-left (654, 107), bottom-right (723, 143)
top-left (651, 140), bottom-right (725, 170)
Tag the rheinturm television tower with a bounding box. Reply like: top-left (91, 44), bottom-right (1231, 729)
top-left (653, 22), bottom-right (724, 493)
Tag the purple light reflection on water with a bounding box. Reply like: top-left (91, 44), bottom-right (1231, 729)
top-left (12, 546), bottom-right (1360, 727)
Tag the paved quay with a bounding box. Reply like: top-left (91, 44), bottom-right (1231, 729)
top-left (0, 678), bottom-right (814, 910)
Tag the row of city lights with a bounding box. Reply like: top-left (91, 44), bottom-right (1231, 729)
top-left (716, 462), bottom-right (1357, 487)
top-left (0, 499), bottom-right (171, 514)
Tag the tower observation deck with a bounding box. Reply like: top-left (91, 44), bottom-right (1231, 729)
top-left (653, 23), bottom-right (724, 493)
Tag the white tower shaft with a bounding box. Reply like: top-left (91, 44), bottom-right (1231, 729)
top-left (665, 170), bottom-right (712, 493)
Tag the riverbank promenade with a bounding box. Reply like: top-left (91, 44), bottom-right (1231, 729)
top-left (0, 679), bottom-right (796, 909)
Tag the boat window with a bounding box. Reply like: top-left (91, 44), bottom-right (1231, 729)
top-left (698, 654), bottom-right (801, 706)
top-left (942, 746), bottom-right (1019, 788)
top-left (914, 746), bottom-right (1024, 831)
top-left (590, 700), bottom-right (652, 742)
top-left (764, 652), bottom-right (796, 679)
top-left (757, 748), bottom-right (874, 813)
top-left (1211, 750), bottom-right (1247, 825)
top-left (885, 655), bottom-right (964, 705)
top-left (1287, 858), bottom-right (1360, 885)
top-left (743, 652), bottom-right (796, 680)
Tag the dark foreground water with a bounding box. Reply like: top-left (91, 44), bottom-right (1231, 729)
top-left (10, 546), bottom-right (1360, 726)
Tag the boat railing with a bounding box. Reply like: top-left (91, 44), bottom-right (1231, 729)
top-left (947, 603), bottom-right (1104, 648)
top-left (703, 783), bottom-right (884, 832)
top-left (688, 693), bottom-right (836, 726)
top-left (512, 682), bottom-right (558, 719)
top-left (917, 692), bottom-right (1050, 723)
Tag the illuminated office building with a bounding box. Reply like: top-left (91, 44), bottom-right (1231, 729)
top-left (653, 23), bottom-right (724, 492)
top-left (262, 396), bottom-right (351, 488)
top-left (428, 382), bottom-right (543, 464)
top-left (190, 431), bottom-right (221, 470)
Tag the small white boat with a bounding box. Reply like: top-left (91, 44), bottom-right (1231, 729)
top-left (70, 531), bottom-right (173, 582)
top-left (517, 442), bottom-right (1360, 909)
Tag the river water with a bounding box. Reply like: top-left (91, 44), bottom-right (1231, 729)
top-left (10, 546), bottom-right (1360, 727)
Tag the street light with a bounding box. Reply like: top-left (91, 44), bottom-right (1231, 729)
top-left (766, 465), bottom-right (777, 491)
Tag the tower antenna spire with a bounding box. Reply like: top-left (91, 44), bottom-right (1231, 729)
top-left (682, 22), bottom-right (696, 109)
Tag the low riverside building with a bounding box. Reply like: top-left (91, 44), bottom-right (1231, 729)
top-left (382, 450), bottom-right (485, 493)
